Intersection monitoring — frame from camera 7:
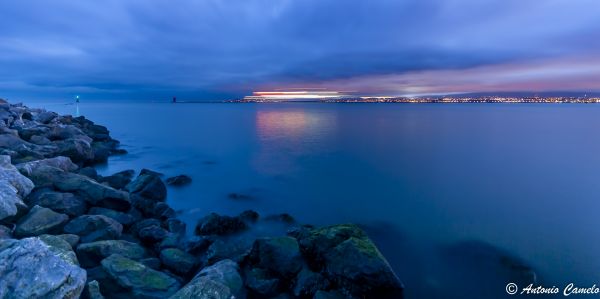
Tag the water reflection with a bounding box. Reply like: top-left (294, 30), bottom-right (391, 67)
top-left (252, 109), bottom-right (337, 175)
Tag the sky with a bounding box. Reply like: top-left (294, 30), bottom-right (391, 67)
top-left (1, 0), bottom-right (600, 100)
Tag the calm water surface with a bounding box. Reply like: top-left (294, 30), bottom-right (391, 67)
top-left (24, 101), bottom-right (600, 298)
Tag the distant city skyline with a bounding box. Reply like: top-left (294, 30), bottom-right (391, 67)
top-left (1, 0), bottom-right (600, 100)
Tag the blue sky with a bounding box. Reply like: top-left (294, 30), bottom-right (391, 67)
top-left (1, 0), bottom-right (600, 100)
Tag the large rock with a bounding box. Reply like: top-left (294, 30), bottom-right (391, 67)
top-left (26, 189), bottom-right (87, 217)
top-left (77, 240), bottom-right (148, 268)
top-left (28, 165), bottom-right (131, 211)
top-left (0, 155), bottom-right (33, 220)
top-left (101, 254), bottom-right (181, 298)
top-left (16, 156), bottom-right (78, 177)
top-left (244, 268), bottom-right (280, 297)
top-left (295, 224), bottom-right (403, 299)
top-left (88, 207), bottom-right (141, 227)
top-left (14, 205), bottom-right (69, 237)
top-left (170, 259), bottom-right (243, 299)
top-left (249, 236), bottom-right (303, 278)
top-left (126, 172), bottom-right (167, 201)
top-left (0, 237), bottom-right (86, 298)
top-left (292, 266), bottom-right (330, 297)
top-left (195, 212), bottom-right (248, 236)
top-left (160, 248), bottom-right (197, 276)
top-left (64, 215), bottom-right (123, 243)
top-left (54, 138), bottom-right (95, 164)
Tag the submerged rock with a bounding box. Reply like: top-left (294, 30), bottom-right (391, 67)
top-left (0, 237), bottom-right (86, 299)
top-left (170, 259), bottom-right (243, 299)
top-left (195, 212), bottom-right (248, 236)
top-left (64, 215), bottom-right (123, 243)
top-left (165, 174), bottom-right (192, 186)
top-left (295, 224), bottom-right (404, 299)
top-left (101, 254), bottom-right (181, 298)
top-left (14, 205), bottom-right (69, 237)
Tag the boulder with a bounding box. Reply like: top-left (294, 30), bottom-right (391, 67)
top-left (126, 172), bottom-right (166, 201)
top-left (195, 212), bottom-right (248, 236)
top-left (77, 166), bottom-right (99, 180)
top-left (249, 237), bottom-right (303, 278)
top-left (170, 259), bottom-right (243, 299)
top-left (100, 169), bottom-right (135, 189)
top-left (64, 215), bottom-right (123, 243)
top-left (26, 189), bottom-right (87, 217)
top-left (14, 205), bottom-right (69, 237)
top-left (35, 111), bottom-right (58, 124)
top-left (28, 166), bottom-right (131, 211)
top-left (77, 240), bottom-right (148, 268)
top-left (0, 237), bottom-right (86, 298)
top-left (16, 156), bottom-right (78, 177)
top-left (295, 224), bottom-right (403, 299)
top-left (54, 138), bottom-right (95, 164)
top-left (88, 207), bottom-right (141, 227)
top-left (160, 248), bottom-right (197, 276)
top-left (165, 175), bottom-right (192, 186)
top-left (39, 234), bottom-right (80, 266)
top-left (101, 254), bottom-right (181, 298)
top-left (205, 237), bottom-right (253, 265)
top-left (57, 233), bottom-right (80, 247)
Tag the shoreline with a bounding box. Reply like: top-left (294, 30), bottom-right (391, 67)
top-left (0, 99), bottom-right (405, 298)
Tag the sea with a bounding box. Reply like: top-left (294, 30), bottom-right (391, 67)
top-left (22, 100), bottom-right (600, 298)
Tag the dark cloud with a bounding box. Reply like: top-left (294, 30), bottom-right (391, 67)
top-left (1, 0), bottom-right (599, 100)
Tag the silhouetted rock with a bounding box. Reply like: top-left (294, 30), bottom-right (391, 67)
top-left (165, 174), bottom-right (192, 186)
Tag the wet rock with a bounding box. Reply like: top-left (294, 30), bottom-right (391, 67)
top-left (249, 236), bottom-right (303, 278)
top-left (195, 212), bottom-right (248, 236)
top-left (126, 171), bottom-right (167, 201)
top-left (245, 268), bottom-right (280, 297)
top-left (26, 189), bottom-right (87, 217)
top-left (83, 280), bottom-right (105, 299)
top-left (101, 254), bottom-right (181, 298)
top-left (100, 169), bottom-right (135, 189)
top-left (170, 259), bottom-right (243, 299)
top-left (296, 224), bottom-right (403, 299)
top-left (88, 207), bottom-right (141, 227)
top-left (54, 138), bottom-right (95, 164)
top-left (165, 174), bottom-right (192, 186)
top-left (14, 205), bottom-right (69, 237)
top-left (185, 236), bottom-right (213, 255)
top-left (64, 215), bottom-right (123, 243)
top-left (16, 156), bottom-right (78, 177)
top-left (292, 266), bottom-right (330, 297)
top-left (152, 202), bottom-right (176, 220)
top-left (0, 237), bottom-right (86, 298)
top-left (205, 237), bottom-right (253, 265)
top-left (160, 248), bottom-right (198, 276)
top-left (77, 240), bottom-right (148, 268)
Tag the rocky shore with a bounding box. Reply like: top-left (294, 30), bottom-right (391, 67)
top-left (0, 99), bottom-right (404, 299)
